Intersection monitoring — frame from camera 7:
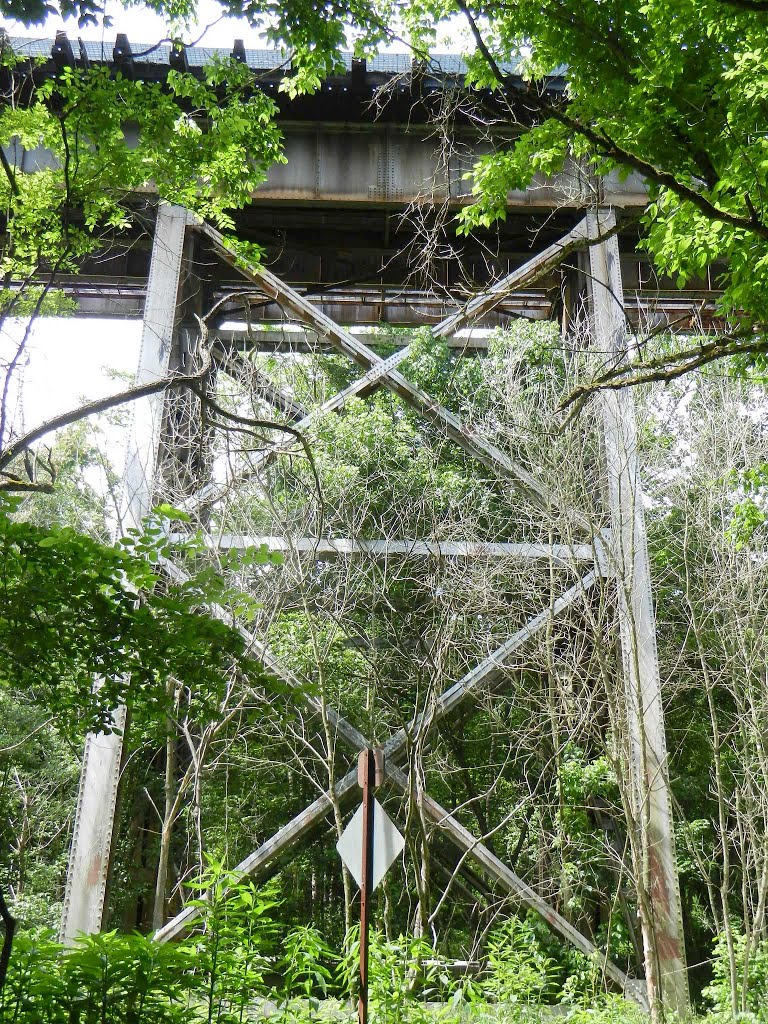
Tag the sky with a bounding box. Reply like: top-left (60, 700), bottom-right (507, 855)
top-left (5, 0), bottom-right (279, 47)
top-left (2, 0), bottom-right (472, 50)
top-left (1, 318), bottom-right (141, 469)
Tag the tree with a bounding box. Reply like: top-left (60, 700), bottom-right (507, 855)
top-left (401, 0), bottom-right (768, 391)
top-left (0, 493), bottom-right (279, 738)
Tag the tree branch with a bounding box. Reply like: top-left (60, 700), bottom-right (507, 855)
top-left (558, 331), bottom-right (768, 412)
top-left (191, 387), bottom-right (326, 536)
top-left (0, 358), bottom-right (214, 477)
top-left (455, 4), bottom-right (768, 239)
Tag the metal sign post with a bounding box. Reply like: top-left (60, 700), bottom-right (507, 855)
top-left (357, 748), bottom-right (384, 1024)
top-left (357, 749), bottom-right (373, 1024)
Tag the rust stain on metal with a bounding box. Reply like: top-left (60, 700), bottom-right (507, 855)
top-left (86, 853), bottom-right (103, 888)
top-left (647, 837), bottom-right (682, 961)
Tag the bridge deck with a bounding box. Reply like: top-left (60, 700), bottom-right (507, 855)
top-left (2, 35), bottom-right (725, 328)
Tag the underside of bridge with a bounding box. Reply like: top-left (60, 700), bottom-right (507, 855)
top-left (50, 200), bottom-right (725, 335)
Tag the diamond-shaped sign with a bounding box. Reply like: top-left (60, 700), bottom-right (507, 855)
top-left (336, 799), bottom-right (405, 891)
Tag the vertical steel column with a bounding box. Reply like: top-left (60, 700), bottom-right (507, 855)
top-left (587, 208), bottom-right (689, 1017)
top-left (60, 204), bottom-right (193, 941)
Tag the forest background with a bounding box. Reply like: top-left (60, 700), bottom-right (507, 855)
top-left (2, 0), bottom-right (768, 1023)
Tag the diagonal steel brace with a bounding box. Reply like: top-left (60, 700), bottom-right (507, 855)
top-left (197, 221), bottom-right (593, 534)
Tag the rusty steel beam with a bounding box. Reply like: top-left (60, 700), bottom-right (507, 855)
top-left (588, 209), bottom-right (689, 1017)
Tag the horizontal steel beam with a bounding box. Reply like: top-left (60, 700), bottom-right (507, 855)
top-left (3, 108), bottom-right (647, 208)
top-left (41, 287), bottom-right (723, 328)
top-left (169, 534), bottom-right (596, 563)
top-left (256, 131), bottom-right (647, 208)
top-left (211, 328), bottom-right (494, 353)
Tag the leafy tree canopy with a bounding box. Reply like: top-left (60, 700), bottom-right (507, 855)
top-left (0, 495), bottom-right (278, 739)
top-left (435, 0), bottom-right (768, 382)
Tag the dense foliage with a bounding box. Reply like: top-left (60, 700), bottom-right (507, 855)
top-left (439, 0), bottom-right (768, 384)
top-left (0, 497), bottom-right (277, 736)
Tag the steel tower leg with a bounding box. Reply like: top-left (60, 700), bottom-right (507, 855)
top-left (60, 203), bottom-right (192, 941)
top-left (587, 209), bottom-right (689, 1017)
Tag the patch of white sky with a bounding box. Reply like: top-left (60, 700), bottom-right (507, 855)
top-left (6, 0), bottom-right (284, 48)
top-left (4, 0), bottom-right (470, 49)
top-left (0, 318), bottom-right (141, 472)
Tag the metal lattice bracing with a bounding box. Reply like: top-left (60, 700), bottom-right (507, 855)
top-left (63, 201), bottom-right (689, 1017)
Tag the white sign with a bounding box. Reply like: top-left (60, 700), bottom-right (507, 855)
top-left (336, 799), bottom-right (405, 891)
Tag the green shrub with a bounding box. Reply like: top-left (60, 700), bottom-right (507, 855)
top-left (0, 899), bottom-right (652, 1024)
top-left (702, 930), bottom-right (768, 1022)
top-left (481, 918), bottom-right (559, 1006)
top-left (0, 929), bottom-right (195, 1023)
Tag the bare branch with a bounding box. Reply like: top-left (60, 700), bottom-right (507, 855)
top-left (558, 330), bottom-right (766, 413)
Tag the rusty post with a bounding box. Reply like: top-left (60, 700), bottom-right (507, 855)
top-left (357, 747), bottom-right (383, 1024)
top-left (587, 208), bottom-right (689, 1017)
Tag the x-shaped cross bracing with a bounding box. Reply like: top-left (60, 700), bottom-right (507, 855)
top-left (152, 219), bottom-right (647, 1007)
top-left (192, 217), bottom-right (596, 537)
top-left (56, 192), bottom-right (690, 1014)
top-left (156, 560), bottom-right (649, 1011)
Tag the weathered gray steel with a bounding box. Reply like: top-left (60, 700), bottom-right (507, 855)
top-left (183, 217), bottom-right (593, 516)
top-left (210, 328), bottom-right (492, 353)
top-left (61, 203), bottom-right (195, 941)
top-left (259, 130), bottom-right (647, 208)
top-left (168, 534), bottom-right (596, 562)
top-left (55, 197), bottom-right (680, 1016)
top-left (155, 568), bottom-right (600, 942)
top-left (588, 209), bottom-right (689, 1016)
top-left (261, 216), bottom-right (590, 401)
top-left (199, 221), bottom-right (592, 534)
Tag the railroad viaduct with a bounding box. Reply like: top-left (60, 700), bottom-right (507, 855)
top-left (3, 34), bottom-right (711, 1017)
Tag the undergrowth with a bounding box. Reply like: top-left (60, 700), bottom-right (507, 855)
top-left (0, 859), bottom-right (757, 1022)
